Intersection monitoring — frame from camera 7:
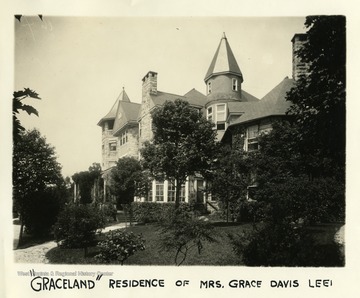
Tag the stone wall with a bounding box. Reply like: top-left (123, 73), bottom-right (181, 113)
top-left (291, 34), bottom-right (309, 81)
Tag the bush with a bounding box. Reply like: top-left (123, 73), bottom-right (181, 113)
top-left (229, 223), bottom-right (344, 266)
top-left (23, 187), bottom-right (65, 237)
top-left (159, 208), bottom-right (216, 266)
top-left (96, 230), bottom-right (145, 264)
top-left (132, 202), bottom-right (192, 223)
top-left (54, 204), bottom-right (106, 250)
top-left (101, 203), bottom-right (118, 223)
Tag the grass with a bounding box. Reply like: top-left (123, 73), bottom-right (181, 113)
top-left (43, 221), bottom-right (343, 266)
top-left (45, 222), bottom-right (254, 266)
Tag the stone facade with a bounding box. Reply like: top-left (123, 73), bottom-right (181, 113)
top-left (291, 33), bottom-right (309, 81)
top-left (98, 32), bottom-right (306, 206)
top-left (138, 71), bottom-right (157, 148)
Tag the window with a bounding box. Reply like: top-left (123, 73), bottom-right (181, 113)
top-left (108, 120), bottom-right (114, 130)
top-left (216, 104), bottom-right (226, 122)
top-left (207, 107), bottom-right (213, 121)
top-left (168, 182), bottom-right (175, 202)
top-left (246, 125), bottom-right (259, 151)
top-left (155, 181), bottom-right (164, 201)
top-left (217, 123), bottom-right (226, 130)
top-left (208, 104), bottom-right (227, 130)
top-left (120, 130), bottom-right (128, 146)
top-left (207, 81), bottom-right (212, 94)
top-left (180, 184), bottom-right (186, 202)
top-left (232, 78), bottom-right (239, 91)
top-left (145, 183), bottom-right (153, 202)
top-left (168, 181), bottom-right (185, 202)
top-left (109, 142), bottom-right (117, 151)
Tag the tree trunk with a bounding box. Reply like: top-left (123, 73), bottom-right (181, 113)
top-left (175, 179), bottom-right (182, 210)
top-left (226, 200), bottom-right (229, 223)
top-left (18, 221), bottom-right (24, 248)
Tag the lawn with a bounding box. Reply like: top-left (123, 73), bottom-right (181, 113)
top-left (45, 222), bottom-right (254, 266)
top-left (44, 220), bottom-right (343, 266)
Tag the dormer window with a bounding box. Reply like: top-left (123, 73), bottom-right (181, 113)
top-left (207, 81), bottom-right (212, 94)
top-left (232, 78), bottom-right (238, 91)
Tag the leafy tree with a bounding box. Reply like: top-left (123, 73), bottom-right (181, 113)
top-left (141, 99), bottom-right (217, 209)
top-left (109, 157), bottom-right (145, 224)
top-left (13, 88), bottom-right (40, 141)
top-left (72, 163), bottom-right (103, 204)
top-left (287, 15), bottom-right (346, 180)
top-left (13, 129), bottom-right (64, 244)
top-left (209, 145), bottom-right (253, 222)
top-left (110, 157), bottom-right (143, 206)
top-left (251, 121), bottom-right (345, 224)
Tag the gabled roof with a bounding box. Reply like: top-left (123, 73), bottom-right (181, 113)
top-left (113, 101), bottom-right (141, 136)
top-left (149, 89), bottom-right (206, 110)
top-left (183, 88), bottom-right (207, 107)
top-left (205, 33), bottom-right (243, 82)
top-left (228, 77), bottom-right (294, 126)
top-left (97, 89), bottom-right (132, 126)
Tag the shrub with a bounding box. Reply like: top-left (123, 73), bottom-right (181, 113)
top-left (23, 187), bottom-right (66, 237)
top-left (96, 230), bottom-right (145, 264)
top-left (159, 208), bottom-right (216, 266)
top-left (229, 223), bottom-right (344, 266)
top-left (132, 202), bottom-right (192, 223)
top-left (54, 204), bottom-right (106, 253)
top-left (101, 203), bottom-right (118, 223)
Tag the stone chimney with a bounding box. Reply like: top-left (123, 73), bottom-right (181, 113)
top-left (142, 71), bottom-right (158, 97)
top-left (291, 34), bottom-right (308, 80)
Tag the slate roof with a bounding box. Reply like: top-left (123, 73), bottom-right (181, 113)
top-left (228, 77), bottom-right (294, 126)
top-left (97, 99), bottom-right (118, 126)
top-left (97, 89), bottom-right (133, 126)
top-left (149, 89), bottom-right (207, 110)
top-left (205, 33), bottom-right (243, 82)
top-left (113, 101), bottom-right (141, 136)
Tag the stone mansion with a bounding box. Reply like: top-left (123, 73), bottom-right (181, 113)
top-left (98, 33), bottom-right (307, 204)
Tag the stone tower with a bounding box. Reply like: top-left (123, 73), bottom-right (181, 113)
top-left (204, 33), bottom-right (244, 103)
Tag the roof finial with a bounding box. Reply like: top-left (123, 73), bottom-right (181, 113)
top-left (222, 32), bottom-right (227, 39)
top-left (122, 86), bottom-right (125, 91)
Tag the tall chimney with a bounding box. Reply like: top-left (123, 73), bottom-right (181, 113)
top-left (291, 34), bottom-right (308, 80)
top-left (142, 71), bottom-right (158, 97)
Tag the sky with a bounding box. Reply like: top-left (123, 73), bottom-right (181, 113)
top-left (15, 16), bottom-right (307, 177)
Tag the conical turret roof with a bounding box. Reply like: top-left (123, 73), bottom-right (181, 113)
top-left (97, 88), bottom-right (131, 126)
top-left (204, 33), bottom-right (243, 82)
top-left (116, 87), bottom-right (130, 102)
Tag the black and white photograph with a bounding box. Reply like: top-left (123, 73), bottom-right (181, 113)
top-left (1, 1), bottom-right (359, 297)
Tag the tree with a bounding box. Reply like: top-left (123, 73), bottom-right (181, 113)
top-left (210, 145), bottom-right (253, 222)
top-left (110, 157), bottom-right (143, 207)
top-left (13, 88), bottom-right (40, 141)
top-left (141, 99), bottom-right (217, 209)
top-left (72, 163), bottom-right (103, 204)
top-left (159, 207), bottom-right (216, 266)
top-left (13, 129), bottom-right (65, 244)
top-left (287, 16), bottom-right (346, 180)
